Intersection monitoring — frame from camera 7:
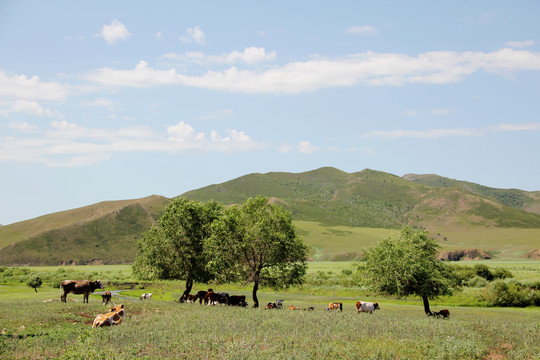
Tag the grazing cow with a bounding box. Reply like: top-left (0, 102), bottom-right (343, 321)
top-left (92, 304), bottom-right (125, 328)
top-left (194, 290), bottom-right (209, 304)
top-left (432, 309), bottom-right (450, 319)
top-left (60, 280), bottom-right (104, 303)
top-left (325, 302), bottom-right (343, 312)
top-left (228, 295), bottom-right (247, 307)
top-left (208, 292), bottom-right (229, 305)
top-left (101, 290), bottom-right (112, 305)
top-left (355, 301), bottom-right (380, 314)
top-left (184, 294), bottom-right (197, 303)
top-left (140, 293), bottom-right (152, 300)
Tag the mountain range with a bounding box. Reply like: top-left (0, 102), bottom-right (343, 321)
top-left (1, 167), bottom-right (539, 265)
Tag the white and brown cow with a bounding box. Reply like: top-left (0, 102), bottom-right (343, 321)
top-left (60, 280), bottom-right (104, 303)
top-left (355, 301), bottom-right (380, 314)
top-left (92, 304), bottom-right (125, 328)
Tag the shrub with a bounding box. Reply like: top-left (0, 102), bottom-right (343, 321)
top-left (492, 267), bottom-right (513, 280)
top-left (485, 280), bottom-right (535, 307)
top-left (474, 264), bottom-right (494, 281)
top-left (467, 276), bottom-right (488, 288)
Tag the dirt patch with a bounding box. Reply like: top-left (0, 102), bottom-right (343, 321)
top-left (524, 249), bottom-right (540, 259)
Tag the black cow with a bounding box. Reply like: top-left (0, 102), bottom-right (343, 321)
top-left (208, 292), bottom-right (229, 305)
top-left (60, 280), bottom-right (104, 303)
top-left (432, 309), bottom-right (450, 319)
top-left (228, 295), bottom-right (247, 307)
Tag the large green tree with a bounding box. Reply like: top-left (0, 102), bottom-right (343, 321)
top-left (132, 197), bottom-right (223, 300)
top-left (205, 196), bottom-right (308, 308)
top-left (361, 226), bottom-right (457, 315)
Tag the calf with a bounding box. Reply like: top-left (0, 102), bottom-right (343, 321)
top-left (325, 302), bottom-right (343, 312)
top-left (140, 293), bottom-right (152, 300)
top-left (265, 299), bottom-right (284, 309)
top-left (184, 294), bottom-right (197, 303)
top-left (61, 280), bottom-right (104, 303)
top-left (92, 304), bottom-right (125, 328)
top-left (101, 290), bottom-right (112, 305)
top-left (355, 301), bottom-right (380, 314)
top-left (432, 309), bottom-right (450, 319)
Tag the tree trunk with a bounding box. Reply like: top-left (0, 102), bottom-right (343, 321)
top-left (180, 278), bottom-right (193, 302)
top-left (252, 279), bottom-right (259, 308)
top-left (422, 296), bottom-right (433, 316)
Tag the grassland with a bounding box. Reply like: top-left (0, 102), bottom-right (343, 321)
top-left (0, 292), bottom-right (538, 359)
top-left (0, 261), bottom-right (539, 358)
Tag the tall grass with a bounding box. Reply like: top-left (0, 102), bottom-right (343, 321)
top-left (0, 300), bottom-right (538, 359)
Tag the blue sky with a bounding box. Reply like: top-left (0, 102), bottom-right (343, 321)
top-left (1, 1), bottom-right (539, 225)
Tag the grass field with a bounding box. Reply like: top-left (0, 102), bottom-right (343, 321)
top-left (0, 296), bottom-right (538, 359)
top-left (1, 261), bottom-right (539, 358)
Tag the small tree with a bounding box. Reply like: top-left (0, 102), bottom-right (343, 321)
top-left (205, 196), bottom-right (308, 308)
top-left (132, 198), bottom-right (223, 300)
top-left (27, 275), bottom-right (43, 292)
top-left (362, 226), bottom-right (457, 315)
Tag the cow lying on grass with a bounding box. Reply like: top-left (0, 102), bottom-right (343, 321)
top-left (140, 293), bottom-right (152, 300)
top-left (92, 304), bottom-right (125, 328)
top-left (61, 280), bottom-right (104, 303)
top-left (325, 302), bottom-right (343, 312)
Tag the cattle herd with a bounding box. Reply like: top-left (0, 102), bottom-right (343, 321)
top-left (59, 280), bottom-right (450, 328)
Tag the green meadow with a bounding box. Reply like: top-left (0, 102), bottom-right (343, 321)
top-left (0, 261), bottom-right (539, 358)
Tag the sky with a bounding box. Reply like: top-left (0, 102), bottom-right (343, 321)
top-left (1, 1), bottom-right (539, 225)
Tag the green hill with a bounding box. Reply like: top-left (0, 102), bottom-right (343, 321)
top-left (1, 168), bottom-right (539, 265)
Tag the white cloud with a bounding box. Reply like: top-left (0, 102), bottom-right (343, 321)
top-left (361, 122), bottom-right (540, 139)
top-left (82, 97), bottom-right (114, 110)
top-left (346, 25), bottom-right (377, 35)
top-left (0, 120), bottom-right (262, 167)
top-left (504, 40), bottom-right (535, 49)
top-left (85, 48), bottom-right (540, 94)
top-left (99, 19), bottom-right (131, 45)
top-left (179, 26), bottom-right (205, 45)
top-left (197, 109), bottom-right (232, 120)
top-left (278, 143), bottom-right (294, 153)
top-left (0, 100), bottom-right (60, 118)
top-left (431, 109), bottom-right (453, 115)
top-left (163, 47), bottom-right (276, 65)
top-left (0, 70), bottom-right (69, 101)
top-left (404, 110), bottom-right (417, 116)
top-left (9, 121), bottom-right (39, 133)
top-left (297, 141), bottom-right (318, 154)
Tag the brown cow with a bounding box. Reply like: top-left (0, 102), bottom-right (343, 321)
top-left (101, 290), bottom-right (112, 305)
top-left (60, 280), bottom-right (104, 303)
top-left (92, 304), bottom-right (125, 328)
top-left (325, 302), bottom-right (343, 312)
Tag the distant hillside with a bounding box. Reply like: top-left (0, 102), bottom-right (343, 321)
top-left (1, 168), bottom-right (540, 265)
top-left (403, 173), bottom-right (540, 215)
top-left (0, 196), bottom-right (169, 265)
top-left (183, 167), bottom-right (540, 231)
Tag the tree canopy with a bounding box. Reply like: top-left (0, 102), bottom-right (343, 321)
top-left (205, 196), bottom-right (308, 308)
top-left (361, 226), bottom-right (457, 315)
top-left (132, 197), bottom-right (223, 299)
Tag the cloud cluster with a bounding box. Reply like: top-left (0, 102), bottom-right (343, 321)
top-left (360, 122), bottom-right (540, 139)
top-left (99, 19), bottom-right (131, 45)
top-left (179, 26), bottom-right (206, 45)
top-left (1, 120), bottom-right (262, 167)
top-left (86, 48), bottom-right (540, 93)
top-left (162, 47), bottom-right (276, 65)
